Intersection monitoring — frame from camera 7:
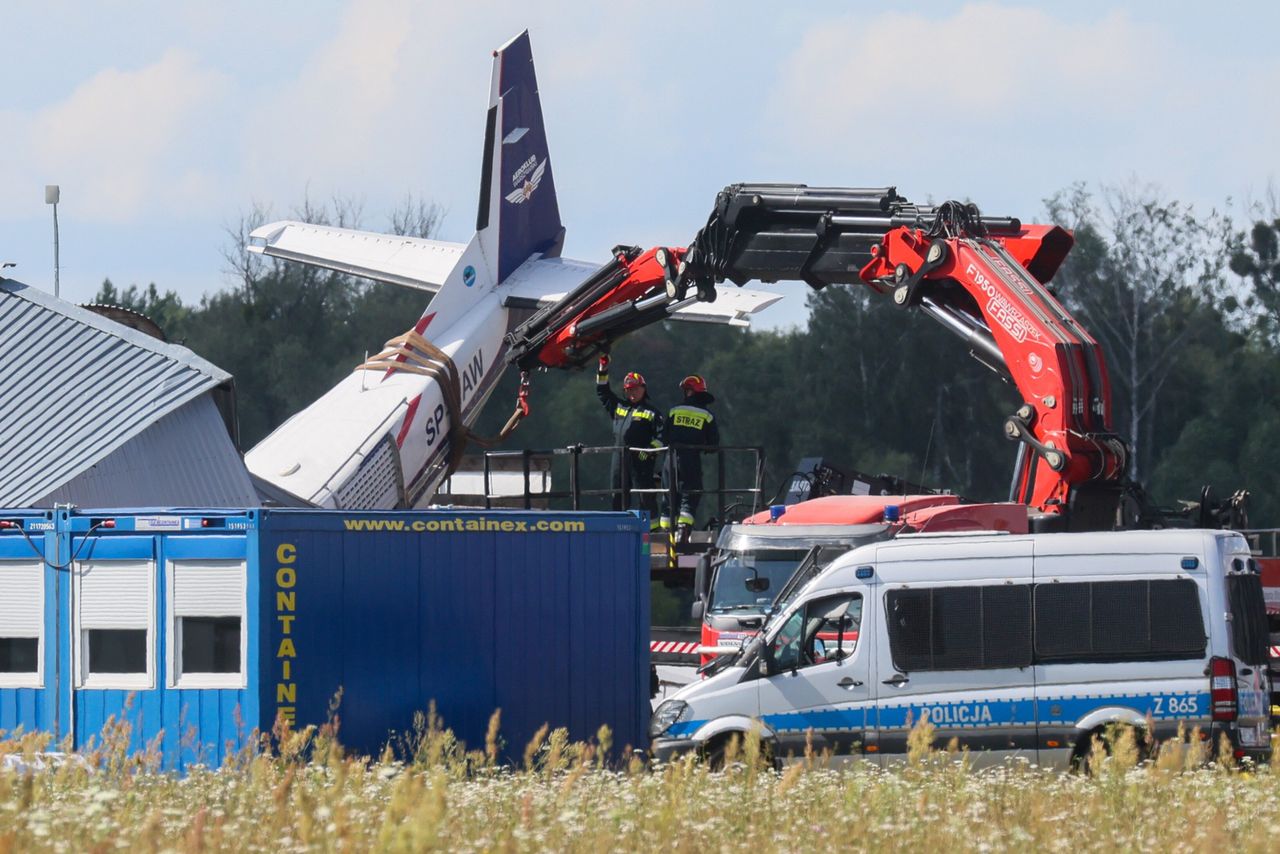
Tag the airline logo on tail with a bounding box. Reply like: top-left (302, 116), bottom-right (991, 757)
top-left (505, 157), bottom-right (547, 205)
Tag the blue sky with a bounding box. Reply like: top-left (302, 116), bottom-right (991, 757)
top-left (2, 1), bottom-right (1276, 329)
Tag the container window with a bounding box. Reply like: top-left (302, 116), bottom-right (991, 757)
top-left (87, 629), bottom-right (147, 673)
top-left (180, 617), bottom-right (241, 674)
top-left (76, 560), bottom-right (153, 689)
top-left (0, 638), bottom-right (38, 674)
top-left (1227, 574), bottom-right (1270, 666)
top-left (1033, 579), bottom-right (1204, 663)
top-left (169, 560), bottom-right (245, 688)
top-left (886, 585), bottom-right (1032, 672)
top-left (0, 561), bottom-right (42, 686)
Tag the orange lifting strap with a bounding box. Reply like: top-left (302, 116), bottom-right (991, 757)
top-left (357, 330), bottom-right (530, 479)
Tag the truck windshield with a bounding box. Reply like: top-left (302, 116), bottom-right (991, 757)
top-left (709, 550), bottom-right (811, 613)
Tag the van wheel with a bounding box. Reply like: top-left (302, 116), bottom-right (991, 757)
top-left (701, 733), bottom-right (740, 772)
top-left (701, 733), bottom-right (774, 772)
top-left (1071, 724), bottom-right (1149, 774)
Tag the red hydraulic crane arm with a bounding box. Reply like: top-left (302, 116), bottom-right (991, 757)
top-left (494, 182), bottom-right (1241, 532)
top-left (859, 221), bottom-right (1128, 515)
top-left (664, 185), bottom-right (1134, 524)
top-left (504, 245), bottom-right (691, 372)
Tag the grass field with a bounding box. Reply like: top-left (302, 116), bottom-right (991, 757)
top-left (3, 716), bottom-right (1280, 852)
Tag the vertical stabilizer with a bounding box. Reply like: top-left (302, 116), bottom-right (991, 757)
top-left (476, 30), bottom-right (564, 285)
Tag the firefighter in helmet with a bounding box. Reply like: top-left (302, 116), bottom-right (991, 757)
top-left (661, 374), bottom-right (720, 531)
top-left (596, 353), bottom-right (664, 520)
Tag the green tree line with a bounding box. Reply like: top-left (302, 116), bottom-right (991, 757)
top-left (96, 186), bottom-right (1280, 527)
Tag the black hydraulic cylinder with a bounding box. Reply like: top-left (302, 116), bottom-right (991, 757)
top-left (682, 183), bottom-right (1023, 291)
top-left (570, 295), bottom-right (649, 339)
top-left (572, 292), bottom-right (697, 346)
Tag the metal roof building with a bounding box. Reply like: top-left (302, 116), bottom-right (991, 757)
top-left (0, 278), bottom-right (260, 508)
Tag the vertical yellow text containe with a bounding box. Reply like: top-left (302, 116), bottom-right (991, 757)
top-left (275, 543), bottom-right (297, 725)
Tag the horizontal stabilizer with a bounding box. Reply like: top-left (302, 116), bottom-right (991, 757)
top-left (499, 257), bottom-right (781, 327)
top-left (248, 221), bottom-right (466, 292)
top-left (670, 288), bottom-right (783, 326)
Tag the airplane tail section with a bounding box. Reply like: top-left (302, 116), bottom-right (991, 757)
top-left (476, 30), bottom-right (564, 285)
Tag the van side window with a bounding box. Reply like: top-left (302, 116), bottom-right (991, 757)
top-left (770, 594), bottom-right (862, 673)
top-left (1226, 574), bottom-right (1269, 665)
top-left (885, 585), bottom-right (1032, 672)
top-left (1033, 579), bottom-right (1205, 663)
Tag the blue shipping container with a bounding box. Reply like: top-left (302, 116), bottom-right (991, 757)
top-left (0, 507), bottom-right (650, 767)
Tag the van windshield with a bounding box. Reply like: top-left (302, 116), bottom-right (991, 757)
top-left (1227, 572), bottom-right (1270, 665)
top-left (709, 550), bottom-right (810, 613)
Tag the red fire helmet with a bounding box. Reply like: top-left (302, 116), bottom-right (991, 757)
top-left (680, 374), bottom-right (707, 394)
top-left (622, 371), bottom-right (646, 389)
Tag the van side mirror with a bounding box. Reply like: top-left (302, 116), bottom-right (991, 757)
top-left (690, 599), bottom-right (705, 622)
top-left (745, 576), bottom-right (770, 594)
top-left (758, 643), bottom-right (774, 677)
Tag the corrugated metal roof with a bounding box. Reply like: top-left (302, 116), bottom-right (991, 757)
top-left (35, 396), bottom-right (259, 507)
top-left (0, 278), bottom-right (234, 506)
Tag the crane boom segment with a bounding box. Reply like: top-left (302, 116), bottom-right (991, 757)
top-left (672, 183), bottom-right (1130, 521)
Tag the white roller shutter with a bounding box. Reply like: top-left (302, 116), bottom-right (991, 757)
top-left (0, 561), bottom-right (42, 637)
top-left (78, 561), bottom-right (152, 629)
top-left (172, 561), bottom-right (245, 617)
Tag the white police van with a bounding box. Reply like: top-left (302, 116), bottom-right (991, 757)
top-left (650, 529), bottom-right (1272, 768)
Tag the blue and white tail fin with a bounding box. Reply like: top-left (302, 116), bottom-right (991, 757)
top-left (475, 30), bottom-right (564, 284)
top-left (247, 31), bottom-right (564, 325)
top-left (414, 30), bottom-right (564, 323)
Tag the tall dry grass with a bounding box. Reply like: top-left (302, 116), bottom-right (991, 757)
top-left (2, 715), bottom-right (1279, 852)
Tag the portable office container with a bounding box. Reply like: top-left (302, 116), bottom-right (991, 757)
top-left (0, 508), bottom-right (649, 768)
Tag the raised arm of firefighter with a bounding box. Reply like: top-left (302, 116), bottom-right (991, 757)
top-left (596, 352), bottom-right (622, 410)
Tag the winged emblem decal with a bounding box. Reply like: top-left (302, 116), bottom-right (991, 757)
top-left (505, 158), bottom-right (547, 205)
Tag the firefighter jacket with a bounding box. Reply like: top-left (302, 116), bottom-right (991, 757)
top-left (665, 391), bottom-right (719, 454)
top-left (597, 374), bottom-right (664, 454)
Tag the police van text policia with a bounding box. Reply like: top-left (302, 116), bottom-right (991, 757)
top-left (650, 529), bottom-right (1272, 769)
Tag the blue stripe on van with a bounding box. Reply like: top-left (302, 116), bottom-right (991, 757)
top-left (664, 691), bottom-right (1213, 739)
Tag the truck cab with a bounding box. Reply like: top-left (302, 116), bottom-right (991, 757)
top-left (693, 520), bottom-right (887, 665)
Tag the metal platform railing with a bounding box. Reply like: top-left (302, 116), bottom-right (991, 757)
top-left (462, 443), bottom-right (765, 520)
top-left (1242, 529), bottom-right (1280, 558)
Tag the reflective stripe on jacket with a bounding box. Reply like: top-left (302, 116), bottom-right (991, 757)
top-left (664, 392), bottom-right (719, 451)
top-left (597, 377), bottom-right (664, 450)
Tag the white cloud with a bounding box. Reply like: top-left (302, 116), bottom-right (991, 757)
top-left (233, 0), bottom-right (690, 238)
top-left (761, 3), bottom-right (1279, 218)
top-left (769, 5), bottom-right (1165, 129)
top-left (0, 49), bottom-right (228, 223)
top-left (239, 0), bottom-right (466, 213)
